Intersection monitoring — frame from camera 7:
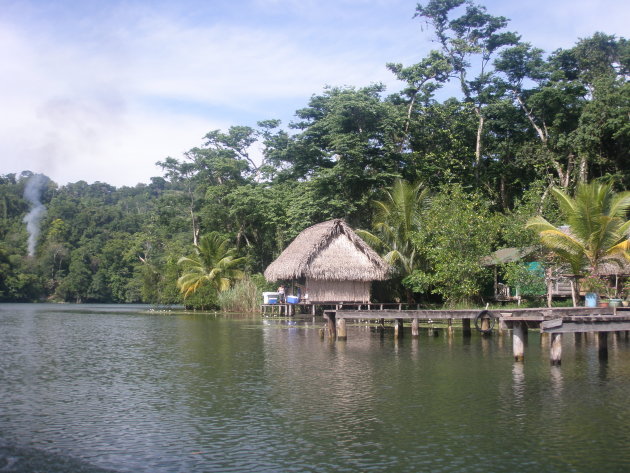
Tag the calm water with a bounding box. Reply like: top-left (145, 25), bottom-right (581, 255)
top-left (1, 304), bottom-right (629, 473)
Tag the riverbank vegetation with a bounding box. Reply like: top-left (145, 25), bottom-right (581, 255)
top-left (1, 1), bottom-right (628, 309)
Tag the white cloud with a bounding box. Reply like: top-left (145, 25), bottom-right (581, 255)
top-left (0, 0), bottom-right (628, 186)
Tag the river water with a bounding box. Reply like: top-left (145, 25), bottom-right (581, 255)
top-left (0, 303), bottom-right (629, 473)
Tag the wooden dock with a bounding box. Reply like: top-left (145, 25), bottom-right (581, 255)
top-left (323, 306), bottom-right (630, 365)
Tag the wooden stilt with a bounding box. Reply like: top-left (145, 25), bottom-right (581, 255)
top-left (598, 332), bottom-right (608, 360)
top-left (513, 323), bottom-right (525, 362)
top-left (337, 318), bottom-right (347, 341)
top-left (411, 318), bottom-right (419, 337)
top-left (462, 318), bottom-right (472, 337)
top-left (550, 333), bottom-right (562, 365)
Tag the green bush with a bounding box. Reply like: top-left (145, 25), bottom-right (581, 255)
top-left (217, 274), bottom-right (263, 313)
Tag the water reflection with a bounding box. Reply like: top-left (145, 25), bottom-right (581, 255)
top-left (550, 365), bottom-right (564, 398)
top-left (511, 362), bottom-right (526, 405)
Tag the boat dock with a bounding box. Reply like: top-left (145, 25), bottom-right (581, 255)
top-left (323, 306), bottom-right (630, 365)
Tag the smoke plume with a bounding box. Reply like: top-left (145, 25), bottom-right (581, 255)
top-left (23, 174), bottom-right (48, 257)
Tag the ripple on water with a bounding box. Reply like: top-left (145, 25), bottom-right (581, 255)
top-left (2, 306), bottom-right (630, 473)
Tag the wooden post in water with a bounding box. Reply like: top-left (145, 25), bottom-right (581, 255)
top-left (337, 317), bottom-right (347, 341)
top-left (598, 332), bottom-right (608, 360)
top-left (462, 318), bottom-right (472, 337)
top-left (411, 318), bottom-right (419, 337)
top-left (394, 318), bottom-right (404, 339)
top-left (481, 316), bottom-right (490, 333)
top-left (550, 333), bottom-right (562, 365)
top-left (447, 318), bottom-right (454, 336)
top-left (513, 322), bottom-right (525, 362)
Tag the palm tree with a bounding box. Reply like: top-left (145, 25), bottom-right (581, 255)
top-left (177, 232), bottom-right (246, 299)
top-left (357, 179), bottom-right (429, 302)
top-left (526, 181), bottom-right (630, 305)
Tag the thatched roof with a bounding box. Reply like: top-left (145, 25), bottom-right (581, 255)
top-left (480, 247), bottom-right (537, 266)
top-left (597, 258), bottom-right (630, 276)
top-left (264, 219), bottom-right (390, 282)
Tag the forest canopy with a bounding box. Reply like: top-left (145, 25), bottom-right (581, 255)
top-left (1, 1), bottom-right (628, 306)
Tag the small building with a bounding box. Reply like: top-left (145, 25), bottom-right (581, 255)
top-left (264, 219), bottom-right (389, 303)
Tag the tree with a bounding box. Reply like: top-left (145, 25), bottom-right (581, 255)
top-left (406, 184), bottom-right (499, 304)
top-left (357, 179), bottom-right (429, 302)
top-left (177, 232), bottom-right (246, 302)
top-left (526, 181), bottom-right (630, 305)
top-left (415, 0), bottom-right (519, 183)
top-left (387, 50), bottom-right (452, 149)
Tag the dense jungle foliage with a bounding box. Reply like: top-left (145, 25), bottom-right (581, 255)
top-left (1, 1), bottom-right (628, 307)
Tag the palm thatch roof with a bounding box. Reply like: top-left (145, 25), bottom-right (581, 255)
top-left (264, 219), bottom-right (390, 282)
top-left (598, 258), bottom-right (630, 276)
top-left (480, 247), bottom-right (537, 266)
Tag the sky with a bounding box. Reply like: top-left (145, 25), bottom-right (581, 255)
top-left (1, 0), bottom-right (628, 187)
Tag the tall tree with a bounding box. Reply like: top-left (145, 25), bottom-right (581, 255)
top-left (415, 0), bottom-right (519, 182)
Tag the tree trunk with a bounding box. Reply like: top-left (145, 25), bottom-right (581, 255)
top-left (570, 277), bottom-right (580, 308)
top-left (474, 109), bottom-right (484, 183)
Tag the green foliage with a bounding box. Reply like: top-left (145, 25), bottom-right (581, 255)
top-left (216, 275), bottom-right (262, 313)
top-left (177, 232), bottom-right (246, 304)
top-left (407, 184), bottom-right (499, 304)
top-left (358, 180), bottom-right (429, 276)
top-left (526, 181), bottom-right (630, 275)
top-left (502, 262), bottom-right (546, 297)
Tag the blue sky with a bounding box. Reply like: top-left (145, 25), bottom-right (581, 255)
top-left (1, 0), bottom-right (628, 187)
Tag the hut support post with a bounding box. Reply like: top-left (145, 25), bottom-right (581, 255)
top-left (513, 323), bottom-right (525, 362)
top-left (411, 318), bottom-right (419, 337)
top-left (550, 333), bottom-right (562, 365)
top-left (337, 318), bottom-right (347, 341)
top-left (598, 332), bottom-right (608, 360)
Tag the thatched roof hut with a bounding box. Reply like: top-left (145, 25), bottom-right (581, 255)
top-left (264, 219), bottom-right (389, 303)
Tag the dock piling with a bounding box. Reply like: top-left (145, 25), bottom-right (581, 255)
top-left (462, 318), bottom-right (472, 337)
top-left (337, 318), bottom-right (347, 341)
top-left (513, 323), bottom-right (525, 362)
top-left (550, 333), bottom-right (562, 365)
top-left (598, 332), bottom-right (608, 360)
top-left (411, 318), bottom-right (419, 337)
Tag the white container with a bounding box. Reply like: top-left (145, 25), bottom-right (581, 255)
top-left (263, 292), bottom-right (280, 304)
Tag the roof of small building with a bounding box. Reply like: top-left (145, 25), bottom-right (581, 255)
top-left (597, 258), bottom-right (630, 276)
top-left (480, 247), bottom-right (537, 266)
top-left (264, 219), bottom-right (390, 282)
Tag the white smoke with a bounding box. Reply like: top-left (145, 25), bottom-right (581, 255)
top-left (22, 174), bottom-right (48, 257)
